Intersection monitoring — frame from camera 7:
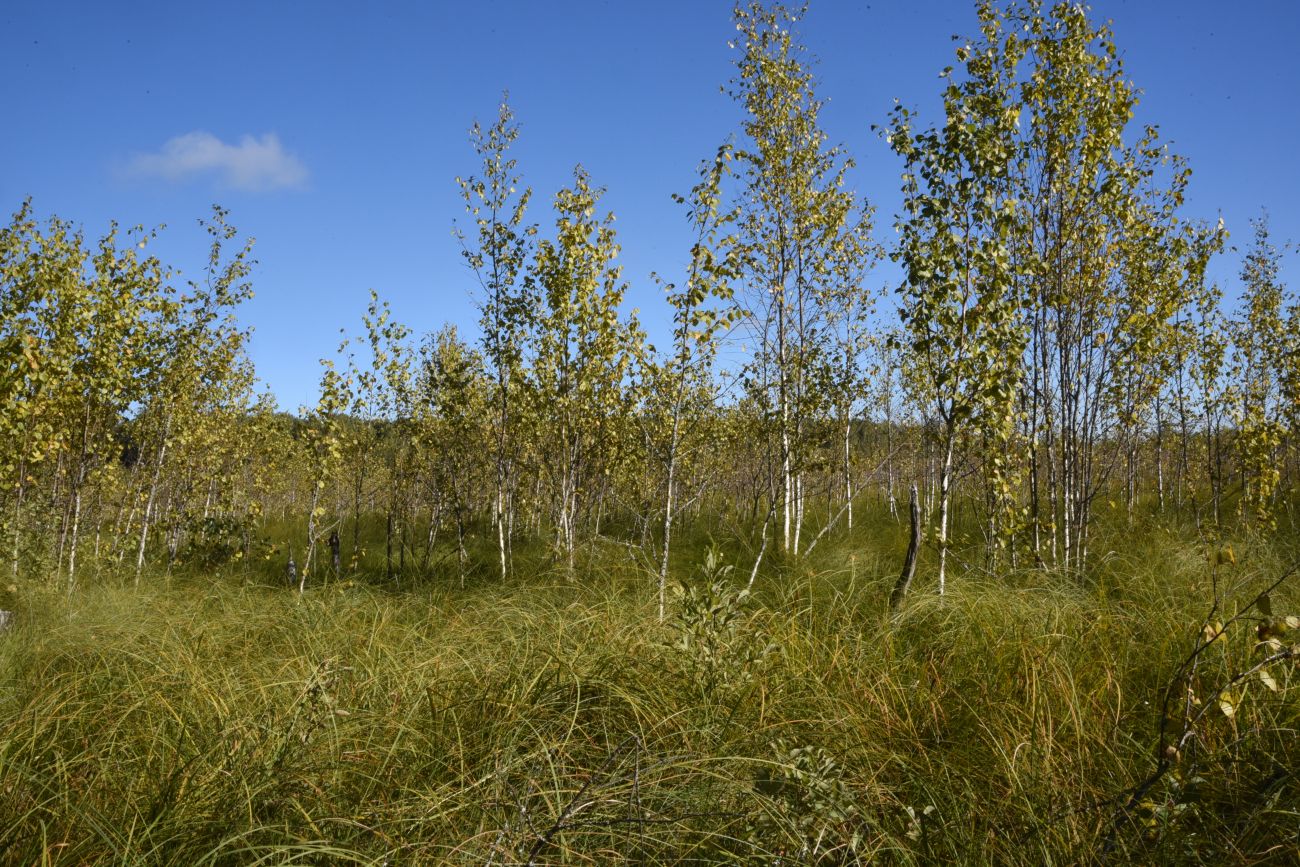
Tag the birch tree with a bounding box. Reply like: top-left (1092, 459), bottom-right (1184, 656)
top-left (1230, 216), bottom-right (1291, 528)
top-left (645, 145), bottom-right (739, 617)
top-left (886, 3), bottom-right (1024, 592)
top-left (530, 167), bottom-right (642, 570)
top-left (728, 0), bottom-right (874, 556)
top-left (456, 96), bottom-right (536, 579)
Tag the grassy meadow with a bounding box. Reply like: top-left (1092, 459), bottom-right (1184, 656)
top-left (1, 505), bottom-right (1297, 865)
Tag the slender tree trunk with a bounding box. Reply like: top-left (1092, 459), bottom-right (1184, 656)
top-left (202, 477), bottom-right (215, 521)
top-left (781, 407), bottom-right (792, 553)
top-left (936, 431), bottom-right (955, 595)
top-left (385, 510), bottom-right (394, 581)
top-left (746, 507), bottom-right (774, 591)
top-left (495, 484), bottom-right (508, 580)
top-left (843, 417), bottom-right (853, 531)
top-left (885, 373), bottom-right (897, 518)
top-left (456, 506), bottom-right (467, 587)
top-left (398, 517), bottom-right (405, 580)
top-left (658, 468), bottom-right (675, 622)
top-left (352, 464), bottom-right (362, 563)
top-left (657, 396), bottom-right (687, 620)
top-left (506, 481), bottom-right (515, 562)
top-left (67, 485), bottom-right (83, 590)
top-left (1155, 394), bottom-right (1166, 512)
top-left (890, 484), bottom-right (921, 611)
top-left (112, 473), bottom-right (139, 565)
top-left (301, 481), bottom-right (320, 594)
top-left (1175, 366), bottom-right (1191, 510)
top-left (11, 457), bottom-right (26, 578)
top-left (792, 471), bottom-right (804, 556)
top-left (135, 428), bottom-right (169, 585)
top-left (1125, 433), bottom-right (1137, 523)
top-left (54, 462), bottom-right (70, 582)
top-left (421, 498), bottom-right (440, 573)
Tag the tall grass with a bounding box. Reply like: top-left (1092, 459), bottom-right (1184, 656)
top-left (0, 509), bottom-right (1296, 863)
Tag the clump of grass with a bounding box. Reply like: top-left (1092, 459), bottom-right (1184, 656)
top-left (0, 510), bottom-right (1296, 864)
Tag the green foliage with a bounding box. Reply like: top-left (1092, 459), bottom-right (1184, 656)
top-left (456, 95), bottom-right (535, 385)
top-left (669, 546), bottom-right (774, 698)
top-left (1229, 216), bottom-right (1294, 528)
top-left (179, 513), bottom-right (255, 569)
top-left (1108, 550), bottom-right (1300, 862)
top-left (885, 0), bottom-right (1024, 586)
top-left (455, 95), bottom-right (536, 580)
top-left (750, 742), bottom-right (865, 863)
top-left (0, 201), bottom-right (259, 587)
top-left (727, 0), bottom-right (878, 557)
top-left (529, 165), bottom-right (645, 567)
top-left (645, 143), bottom-right (742, 616)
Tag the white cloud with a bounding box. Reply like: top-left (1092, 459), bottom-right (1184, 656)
top-left (127, 131), bottom-right (308, 191)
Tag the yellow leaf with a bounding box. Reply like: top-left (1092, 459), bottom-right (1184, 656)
top-left (1219, 695), bottom-right (1236, 717)
top-left (1258, 670), bottom-right (1279, 692)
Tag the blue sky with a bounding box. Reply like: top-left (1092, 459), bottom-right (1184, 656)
top-left (3, 0), bottom-right (1297, 410)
